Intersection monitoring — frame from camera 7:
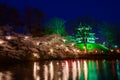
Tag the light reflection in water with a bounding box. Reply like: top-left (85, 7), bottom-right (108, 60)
top-left (32, 60), bottom-right (119, 80)
top-left (44, 64), bottom-right (48, 80)
top-left (77, 60), bottom-right (81, 80)
top-left (84, 60), bottom-right (88, 80)
top-left (33, 62), bottom-right (40, 80)
top-left (62, 61), bottom-right (69, 80)
top-left (116, 60), bottom-right (120, 80)
top-left (49, 62), bottom-right (54, 80)
top-left (72, 61), bottom-right (77, 80)
top-left (0, 71), bottom-right (12, 80)
top-left (0, 59), bottom-right (119, 80)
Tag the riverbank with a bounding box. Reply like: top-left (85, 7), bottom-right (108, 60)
top-left (0, 52), bottom-right (120, 64)
top-left (77, 53), bottom-right (120, 60)
top-left (0, 33), bottom-right (119, 64)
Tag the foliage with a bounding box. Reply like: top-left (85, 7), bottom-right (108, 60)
top-left (0, 4), bottom-right (22, 31)
top-left (99, 22), bottom-right (120, 48)
top-left (24, 7), bottom-right (46, 36)
top-left (64, 35), bottom-right (75, 43)
top-left (0, 4), bottom-right (46, 36)
top-left (45, 18), bottom-right (66, 36)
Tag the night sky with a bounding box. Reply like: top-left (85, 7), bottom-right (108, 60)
top-left (0, 0), bottom-right (120, 24)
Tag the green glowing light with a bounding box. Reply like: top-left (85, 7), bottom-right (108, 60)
top-left (75, 23), bottom-right (98, 44)
top-left (75, 43), bottom-right (109, 51)
top-left (114, 45), bottom-right (118, 49)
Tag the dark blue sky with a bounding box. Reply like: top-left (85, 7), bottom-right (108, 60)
top-left (0, 0), bottom-right (120, 24)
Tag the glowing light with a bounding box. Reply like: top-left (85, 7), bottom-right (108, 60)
top-left (77, 61), bottom-right (81, 79)
top-left (110, 49), bottom-right (114, 52)
top-left (95, 50), bottom-right (97, 53)
top-left (33, 53), bottom-right (40, 58)
top-left (36, 41), bottom-right (40, 46)
top-left (62, 39), bottom-right (66, 42)
top-left (0, 39), bottom-right (4, 44)
top-left (24, 36), bottom-right (29, 40)
top-left (76, 43), bottom-right (109, 52)
top-left (65, 47), bottom-right (69, 51)
top-left (114, 45), bottom-right (118, 48)
top-left (84, 46), bottom-right (87, 53)
top-left (116, 49), bottom-right (120, 53)
top-left (83, 46), bottom-right (86, 49)
top-left (71, 43), bottom-right (75, 46)
top-left (60, 44), bottom-right (64, 47)
top-left (62, 61), bottom-right (69, 80)
top-left (0, 71), bottom-right (12, 80)
top-left (72, 61), bottom-right (77, 80)
top-left (33, 62), bottom-right (40, 80)
top-left (49, 62), bottom-right (54, 80)
top-left (6, 36), bottom-right (12, 40)
top-left (56, 62), bottom-right (59, 65)
top-left (76, 49), bottom-right (80, 53)
top-left (44, 65), bottom-right (48, 80)
top-left (101, 50), bottom-right (104, 53)
top-left (50, 48), bottom-right (54, 53)
top-left (84, 60), bottom-right (88, 80)
top-left (73, 48), bottom-right (76, 52)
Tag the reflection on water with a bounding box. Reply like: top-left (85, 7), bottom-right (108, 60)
top-left (0, 59), bottom-right (120, 80)
top-left (0, 71), bottom-right (12, 80)
top-left (33, 62), bottom-right (40, 80)
top-left (84, 60), bottom-right (88, 80)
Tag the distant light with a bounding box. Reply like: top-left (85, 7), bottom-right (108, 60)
top-left (50, 48), bottom-right (54, 53)
top-left (56, 45), bottom-right (59, 47)
top-left (33, 53), bottom-right (40, 58)
top-left (6, 36), bottom-right (12, 40)
top-left (110, 49), bottom-right (114, 52)
top-left (65, 47), bottom-right (69, 51)
top-left (36, 41), bottom-right (40, 46)
top-left (0, 39), bottom-right (4, 44)
top-left (92, 38), bottom-right (94, 40)
top-left (56, 62), bottom-right (59, 65)
top-left (24, 36), bottom-right (29, 40)
top-left (62, 39), bottom-right (66, 42)
top-left (73, 48), bottom-right (76, 52)
top-left (76, 50), bottom-right (80, 53)
top-left (101, 51), bottom-right (104, 53)
top-left (61, 44), bottom-right (64, 47)
top-left (103, 42), bottom-right (105, 45)
top-left (83, 46), bottom-right (86, 49)
top-left (71, 43), bottom-right (75, 46)
top-left (114, 45), bottom-right (118, 49)
top-left (116, 49), bottom-right (120, 53)
top-left (83, 46), bottom-right (87, 53)
top-left (95, 50), bottom-right (97, 53)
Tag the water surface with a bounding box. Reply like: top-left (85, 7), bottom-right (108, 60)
top-left (0, 59), bottom-right (120, 80)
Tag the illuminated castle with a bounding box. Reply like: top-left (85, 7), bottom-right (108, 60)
top-left (75, 23), bottom-right (98, 43)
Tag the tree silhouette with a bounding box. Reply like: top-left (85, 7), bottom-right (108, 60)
top-left (0, 3), bottom-right (23, 32)
top-left (65, 17), bottom-right (99, 35)
top-left (45, 18), bottom-right (66, 36)
top-left (24, 7), bottom-right (46, 36)
top-left (0, 4), bottom-right (8, 25)
top-left (99, 22), bottom-right (120, 48)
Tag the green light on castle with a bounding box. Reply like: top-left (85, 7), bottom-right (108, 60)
top-left (74, 23), bottom-right (109, 52)
top-left (75, 23), bottom-right (98, 44)
top-left (76, 43), bottom-right (109, 51)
